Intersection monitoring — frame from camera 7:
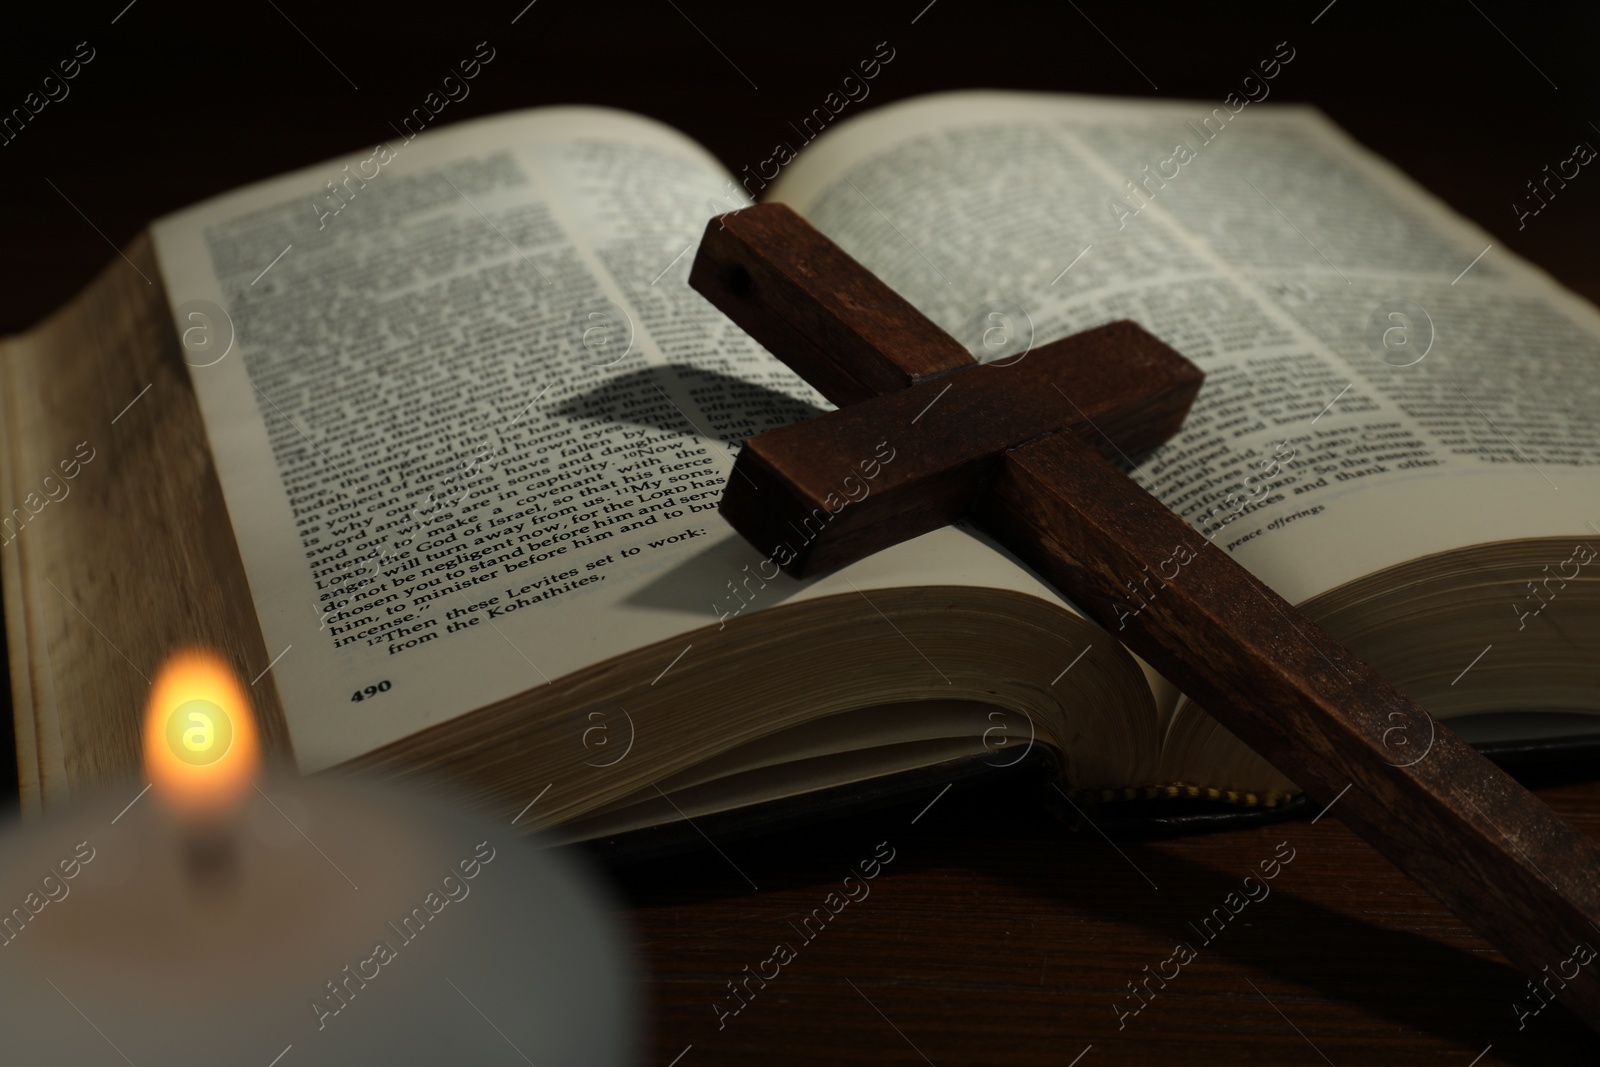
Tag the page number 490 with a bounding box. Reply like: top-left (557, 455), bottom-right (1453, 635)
top-left (351, 680), bottom-right (393, 702)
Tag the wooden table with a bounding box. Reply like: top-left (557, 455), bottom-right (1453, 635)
top-left (4, 2), bottom-right (1598, 1062)
top-left (608, 773), bottom-right (1600, 1065)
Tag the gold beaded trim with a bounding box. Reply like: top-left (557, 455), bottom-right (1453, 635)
top-left (1065, 782), bottom-right (1299, 809)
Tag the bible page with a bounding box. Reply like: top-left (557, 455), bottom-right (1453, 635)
top-left (151, 105), bottom-right (1079, 772)
top-left (768, 90), bottom-right (1600, 612)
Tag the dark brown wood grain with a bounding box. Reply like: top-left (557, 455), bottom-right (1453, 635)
top-left (985, 431), bottom-right (1600, 1028)
top-left (717, 319), bottom-right (1202, 575)
top-left (616, 772), bottom-right (1600, 1067)
top-left (689, 203), bottom-right (1600, 1033)
top-left (689, 203), bottom-right (974, 406)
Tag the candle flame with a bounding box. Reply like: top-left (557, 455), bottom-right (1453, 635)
top-left (143, 647), bottom-right (260, 818)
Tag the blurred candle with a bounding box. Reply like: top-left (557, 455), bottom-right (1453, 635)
top-left (142, 648), bottom-right (260, 890)
top-left (0, 647), bottom-right (636, 1065)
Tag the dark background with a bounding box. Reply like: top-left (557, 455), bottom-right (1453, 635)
top-left (2, 0), bottom-right (1599, 332)
top-left (5, 1), bottom-right (1600, 1064)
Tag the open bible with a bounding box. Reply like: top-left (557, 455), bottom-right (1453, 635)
top-left (5, 90), bottom-right (1600, 850)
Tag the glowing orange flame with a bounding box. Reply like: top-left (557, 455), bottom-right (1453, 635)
top-left (143, 647), bottom-right (260, 818)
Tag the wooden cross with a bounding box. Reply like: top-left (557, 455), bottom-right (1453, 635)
top-left (690, 203), bottom-right (1600, 1031)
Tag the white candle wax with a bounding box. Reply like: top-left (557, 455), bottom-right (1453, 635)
top-left (0, 776), bottom-right (637, 1065)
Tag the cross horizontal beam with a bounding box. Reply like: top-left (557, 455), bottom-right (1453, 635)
top-left (720, 319), bottom-right (1201, 575)
top-left (694, 204), bottom-right (1202, 575)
